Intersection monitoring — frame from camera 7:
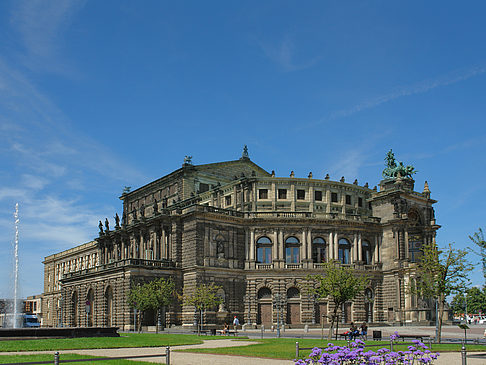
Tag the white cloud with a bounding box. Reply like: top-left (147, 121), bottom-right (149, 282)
top-left (309, 65), bottom-right (486, 127)
top-left (10, 0), bottom-right (86, 73)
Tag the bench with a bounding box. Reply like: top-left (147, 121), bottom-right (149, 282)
top-left (335, 332), bottom-right (360, 340)
top-left (397, 335), bottom-right (430, 342)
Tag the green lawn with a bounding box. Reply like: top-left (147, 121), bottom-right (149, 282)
top-left (0, 333), bottom-right (231, 352)
top-left (0, 353), bottom-right (157, 364)
top-left (179, 338), bottom-right (486, 360)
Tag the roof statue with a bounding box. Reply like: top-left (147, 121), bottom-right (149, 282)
top-left (183, 155), bottom-right (193, 165)
top-left (382, 149), bottom-right (417, 179)
top-left (241, 145), bottom-right (249, 160)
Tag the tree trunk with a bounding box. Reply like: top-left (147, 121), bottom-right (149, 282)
top-left (155, 309), bottom-right (159, 334)
top-left (328, 305), bottom-right (339, 340)
top-left (438, 296), bottom-right (445, 343)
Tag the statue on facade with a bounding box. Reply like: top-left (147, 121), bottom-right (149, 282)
top-left (132, 208), bottom-right (137, 220)
top-left (114, 213), bottom-right (120, 228)
top-left (153, 199), bottom-right (158, 214)
top-left (139, 204), bottom-right (145, 218)
top-left (183, 155), bottom-right (193, 165)
top-left (241, 145), bottom-right (249, 159)
top-left (98, 220), bottom-right (104, 234)
top-left (162, 197), bottom-right (168, 209)
top-left (382, 149), bottom-right (417, 179)
top-left (105, 218), bottom-right (110, 231)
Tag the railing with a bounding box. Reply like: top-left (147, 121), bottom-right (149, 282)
top-left (285, 263), bottom-right (302, 269)
top-left (256, 263), bottom-right (274, 269)
top-left (62, 259), bottom-right (176, 279)
top-left (245, 211), bottom-right (380, 223)
top-left (0, 347), bottom-right (171, 365)
top-left (192, 205), bottom-right (245, 217)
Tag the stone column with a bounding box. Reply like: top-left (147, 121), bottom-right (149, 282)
top-left (404, 230), bottom-right (409, 260)
top-left (326, 190), bottom-right (331, 213)
top-left (307, 229), bottom-right (312, 263)
top-left (233, 186), bottom-right (237, 209)
top-left (302, 229), bottom-right (307, 260)
top-left (252, 184), bottom-right (257, 211)
top-left (290, 183), bottom-right (295, 211)
top-left (279, 230), bottom-right (284, 265)
top-left (245, 230), bottom-right (249, 261)
top-left (328, 232), bottom-right (333, 259)
top-left (373, 235), bottom-right (378, 264)
top-left (358, 233), bottom-right (362, 262)
top-left (334, 232), bottom-right (339, 260)
top-left (250, 229), bottom-right (255, 261)
top-left (353, 233), bottom-right (358, 263)
top-left (309, 186), bottom-right (314, 212)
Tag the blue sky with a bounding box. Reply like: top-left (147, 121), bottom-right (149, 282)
top-left (1, 0), bottom-right (486, 298)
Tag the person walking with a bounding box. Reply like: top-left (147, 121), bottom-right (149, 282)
top-left (233, 316), bottom-right (240, 333)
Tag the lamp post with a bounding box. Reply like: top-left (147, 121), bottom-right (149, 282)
top-left (273, 293), bottom-right (285, 338)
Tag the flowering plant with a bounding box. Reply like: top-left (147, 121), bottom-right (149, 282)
top-left (294, 337), bottom-right (440, 365)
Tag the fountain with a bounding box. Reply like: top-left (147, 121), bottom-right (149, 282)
top-left (13, 203), bottom-right (20, 328)
top-left (3, 203), bottom-right (21, 328)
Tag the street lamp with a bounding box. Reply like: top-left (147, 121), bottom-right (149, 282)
top-left (273, 293), bottom-right (286, 338)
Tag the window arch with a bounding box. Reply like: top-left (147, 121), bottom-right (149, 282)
top-left (257, 287), bottom-right (272, 299)
top-left (312, 237), bottom-right (326, 263)
top-left (287, 287), bottom-right (300, 299)
top-left (285, 236), bottom-right (300, 264)
top-left (338, 238), bottom-right (350, 264)
top-left (362, 240), bottom-right (372, 265)
top-left (257, 236), bottom-right (272, 263)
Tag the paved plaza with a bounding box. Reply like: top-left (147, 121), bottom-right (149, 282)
top-left (1, 325), bottom-right (485, 364)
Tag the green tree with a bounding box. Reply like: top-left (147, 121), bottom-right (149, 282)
top-left (413, 242), bottom-right (473, 342)
top-left (469, 228), bottom-right (486, 283)
top-left (181, 283), bottom-right (222, 335)
top-left (127, 283), bottom-right (150, 332)
top-left (465, 286), bottom-right (486, 315)
top-left (450, 293), bottom-right (466, 316)
top-left (307, 260), bottom-right (369, 340)
top-left (127, 277), bottom-right (175, 333)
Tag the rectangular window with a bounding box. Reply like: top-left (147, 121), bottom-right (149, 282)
top-left (257, 247), bottom-right (272, 263)
top-left (286, 247), bottom-right (300, 264)
top-left (297, 189), bottom-right (305, 200)
top-left (314, 190), bottom-right (322, 201)
top-left (278, 189), bottom-right (287, 199)
top-left (358, 197), bottom-right (363, 207)
top-left (346, 195), bottom-right (351, 205)
top-left (331, 192), bottom-right (338, 202)
top-left (199, 183), bottom-right (209, 193)
top-left (259, 189), bottom-right (268, 199)
top-left (225, 195), bottom-right (232, 206)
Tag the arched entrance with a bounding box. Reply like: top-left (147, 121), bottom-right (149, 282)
top-left (286, 287), bottom-right (301, 325)
top-left (105, 286), bottom-right (113, 327)
top-left (86, 289), bottom-right (94, 327)
top-left (364, 288), bottom-right (374, 322)
top-left (257, 287), bottom-right (272, 326)
top-left (71, 291), bottom-right (78, 327)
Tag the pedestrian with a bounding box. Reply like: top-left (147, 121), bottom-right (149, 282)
top-left (233, 315), bottom-right (240, 333)
top-left (360, 322), bottom-right (368, 341)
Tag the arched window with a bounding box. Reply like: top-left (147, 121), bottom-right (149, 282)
top-left (362, 240), bottom-right (372, 265)
top-left (312, 237), bottom-right (326, 263)
top-left (338, 238), bottom-right (350, 264)
top-left (285, 236), bottom-right (300, 264)
top-left (257, 236), bottom-right (272, 263)
top-left (257, 287), bottom-right (272, 299)
top-left (287, 287), bottom-right (300, 299)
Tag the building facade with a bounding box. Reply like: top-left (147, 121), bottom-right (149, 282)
top-left (43, 149), bottom-right (440, 329)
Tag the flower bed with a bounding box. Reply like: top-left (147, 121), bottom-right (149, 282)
top-left (295, 333), bottom-right (440, 365)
